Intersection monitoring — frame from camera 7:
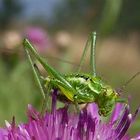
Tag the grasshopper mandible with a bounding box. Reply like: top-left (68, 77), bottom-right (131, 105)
top-left (23, 32), bottom-right (127, 117)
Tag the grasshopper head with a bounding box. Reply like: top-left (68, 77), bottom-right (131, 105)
top-left (97, 85), bottom-right (118, 117)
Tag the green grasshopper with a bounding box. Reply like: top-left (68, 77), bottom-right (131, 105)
top-left (23, 32), bottom-right (127, 117)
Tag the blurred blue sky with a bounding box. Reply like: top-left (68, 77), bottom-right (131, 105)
top-left (20, 0), bottom-right (63, 20)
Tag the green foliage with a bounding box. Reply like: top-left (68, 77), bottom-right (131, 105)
top-left (99, 0), bottom-right (123, 35)
top-left (0, 0), bottom-right (22, 28)
top-left (54, 0), bottom-right (104, 29)
top-left (54, 0), bottom-right (140, 33)
top-left (0, 59), bottom-right (41, 125)
top-left (118, 0), bottom-right (140, 31)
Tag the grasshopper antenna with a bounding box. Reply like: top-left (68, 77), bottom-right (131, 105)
top-left (116, 72), bottom-right (140, 104)
top-left (117, 72), bottom-right (140, 93)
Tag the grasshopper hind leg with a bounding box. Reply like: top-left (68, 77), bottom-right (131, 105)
top-left (24, 47), bottom-right (50, 115)
top-left (33, 64), bottom-right (53, 115)
top-left (77, 32), bottom-right (97, 77)
top-left (90, 32), bottom-right (97, 77)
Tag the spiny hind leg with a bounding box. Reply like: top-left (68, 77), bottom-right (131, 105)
top-left (25, 45), bottom-right (46, 100)
top-left (24, 47), bottom-right (49, 115)
top-left (77, 32), bottom-right (97, 77)
top-left (33, 64), bottom-right (52, 113)
top-left (90, 32), bottom-right (97, 77)
top-left (32, 64), bottom-right (51, 114)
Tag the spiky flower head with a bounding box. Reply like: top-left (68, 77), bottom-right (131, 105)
top-left (0, 90), bottom-right (139, 140)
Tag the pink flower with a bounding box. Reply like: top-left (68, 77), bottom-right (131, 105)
top-left (24, 27), bottom-right (51, 52)
top-left (0, 90), bottom-right (139, 140)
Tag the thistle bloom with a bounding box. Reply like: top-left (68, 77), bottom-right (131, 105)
top-left (24, 27), bottom-right (51, 52)
top-left (0, 90), bottom-right (139, 140)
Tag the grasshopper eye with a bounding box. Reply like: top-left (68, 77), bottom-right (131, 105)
top-left (102, 87), bottom-right (113, 97)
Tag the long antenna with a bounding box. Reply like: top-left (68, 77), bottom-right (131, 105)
top-left (0, 47), bottom-right (79, 67)
top-left (120, 72), bottom-right (140, 90)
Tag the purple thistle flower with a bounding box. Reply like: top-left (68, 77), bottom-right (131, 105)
top-left (24, 27), bottom-right (51, 52)
top-left (0, 91), bottom-right (139, 140)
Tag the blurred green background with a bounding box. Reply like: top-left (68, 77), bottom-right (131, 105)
top-left (0, 0), bottom-right (140, 136)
